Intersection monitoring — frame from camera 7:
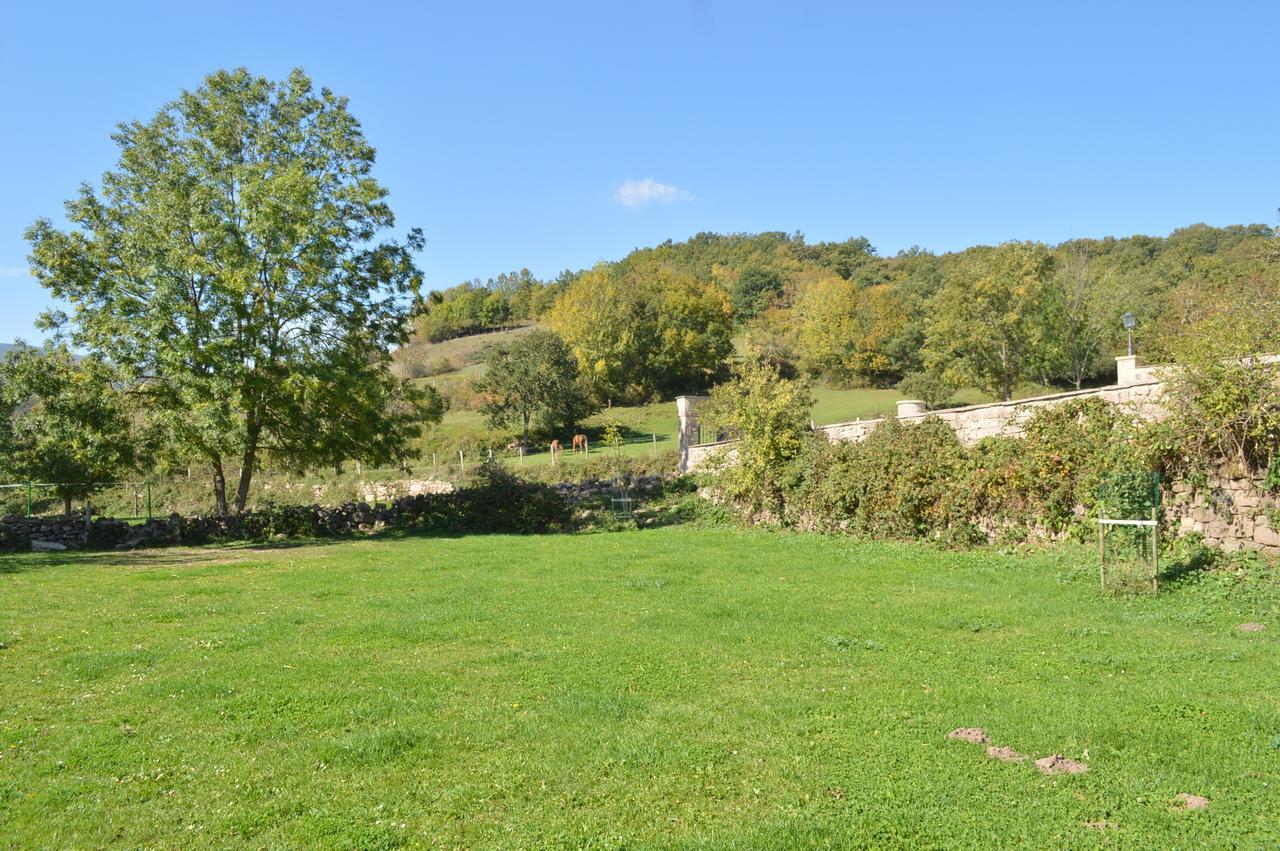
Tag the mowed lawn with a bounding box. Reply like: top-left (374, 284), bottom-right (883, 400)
top-left (1, 528), bottom-right (1278, 848)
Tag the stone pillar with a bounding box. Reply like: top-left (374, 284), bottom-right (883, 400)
top-left (676, 395), bottom-right (709, 473)
top-left (896, 399), bottom-right (927, 419)
top-left (1115, 355), bottom-right (1138, 386)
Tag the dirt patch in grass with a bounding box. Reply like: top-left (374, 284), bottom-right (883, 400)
top-left (1174, 793), bottom-right (1210, 810)
top-left (986, 746), bottom-right (1025, 762)
top-left (1035, 754), bottom-right (1088, 775)
top-left (1237, 622), bottom-right (1266, 632)
top-left (947, 727), bottom-right (990, 744)
top-left (1085, 820), bottom-right (1118, 831)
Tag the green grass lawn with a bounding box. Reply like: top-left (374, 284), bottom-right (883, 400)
top-left (2, 527), bottom-right (1277, 847)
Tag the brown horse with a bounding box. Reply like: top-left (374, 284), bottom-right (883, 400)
top-left (572, 434), bottom-right (588, 453)
top-left (550, 439), bottom-right (562, 455)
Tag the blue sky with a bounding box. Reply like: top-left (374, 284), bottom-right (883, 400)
top-left (2, 1), bottom-right (1277, 342)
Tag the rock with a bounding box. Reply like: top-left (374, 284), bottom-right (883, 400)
top-left (1254, 525), bottom-right (1280, 548)
top-left (31, 539), bottom-right (67, 552)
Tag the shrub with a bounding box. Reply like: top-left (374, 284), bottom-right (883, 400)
top-left (770, 397), bottom-right (1157, 546)
top-left (702, 359), bottom-right (814, 513)
top-left (451, 462), bottom-right (572, 534)
top-left (789, 417), bottom-right (980, 543)
top-left (895, 372), bottom-right (957, 411)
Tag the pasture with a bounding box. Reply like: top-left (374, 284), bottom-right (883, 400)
top-left (1, 527), bottom-right (1277, 847)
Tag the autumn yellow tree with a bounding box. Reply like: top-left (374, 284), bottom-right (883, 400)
top-left (546, 262), bottom-right (732, 403)
top-left (791, 274), bottom-right (907, 386)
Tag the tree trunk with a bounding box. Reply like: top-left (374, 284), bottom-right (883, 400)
top-left (212, 458), bottom-right (229, 516)
top-left (234, 419), bottom-right (260, 514)
top-left (63, 494), bottom-right (73, 516)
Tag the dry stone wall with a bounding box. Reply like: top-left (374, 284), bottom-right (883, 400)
top-left (1166, 471), bottom-right (1280, 555)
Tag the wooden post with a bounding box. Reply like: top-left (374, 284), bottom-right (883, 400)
top-left (1098, 521), bottom-right (1106, 593)
top-left (519, 446), bottom-right (525, 467)
top-left (652, 433), bottom-right (657, 457)
top-left (459, 451), bottom-right (465, 475)
top-left (584, 437), bottom-right (589, 455)
top-left (1151, 506), bottom-right (1159, 593)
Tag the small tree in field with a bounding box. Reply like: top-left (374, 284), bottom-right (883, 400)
top-left (475, 330), bottom-right (594, 445)
top-left (0, 346), bottom-right (137, 514)
top-left (27, 68), bottom-right (439, 514)
top-left (704, 357), bottom-right (814, 512)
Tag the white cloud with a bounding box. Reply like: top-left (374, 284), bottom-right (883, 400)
top-left (612, 178), bottom-right (693, 208)
top-left (0, 266), bottom-right (32, 278)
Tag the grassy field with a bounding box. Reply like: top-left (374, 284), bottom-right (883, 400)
top-left (2, 527), bottom-right (1277, 847)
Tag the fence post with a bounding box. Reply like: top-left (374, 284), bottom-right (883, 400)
top-left (459, 450), bottom-right (465, 475)
top-left (26, 483), bottom-right (32, 517)
top-left (146, 482), bottom-right (152, 520)
top-left (652, 433), bottom-right (657, 457)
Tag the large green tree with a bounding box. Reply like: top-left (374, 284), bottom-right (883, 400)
top-left (0, 345), bottom-right (138, 515)
top-left (475, 330), bottom-right (594, 444)
top-left (923, 242), bottom-right (1057, 400)
top-left (26, 68), bottom-right (439, 514)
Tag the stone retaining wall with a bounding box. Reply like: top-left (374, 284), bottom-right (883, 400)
top-left (1166, 471), bottom-right (1280, 555)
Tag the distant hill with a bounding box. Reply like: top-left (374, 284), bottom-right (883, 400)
top-left (0, 343), bottom-right (18, 357)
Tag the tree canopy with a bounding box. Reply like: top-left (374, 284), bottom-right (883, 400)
top-left (546, 262), bottom-right (733, 404)
top-left (0, 345), bottom-right (138, 514)
top-left (475, 330), bottom-right (594, 444)
top-left (26, 67), bottom-right (440, 513)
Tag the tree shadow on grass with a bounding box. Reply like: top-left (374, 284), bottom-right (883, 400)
top-left (1158, 546), bottom-right (1218, 588)
top-left (0, 537), bottom-right (351, 573)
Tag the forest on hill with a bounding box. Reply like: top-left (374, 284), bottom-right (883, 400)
top-left (398, 222), bottom-right (1280, 406)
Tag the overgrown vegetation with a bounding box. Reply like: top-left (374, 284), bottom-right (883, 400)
top-left (707, 375), bottom-right (1166, 546)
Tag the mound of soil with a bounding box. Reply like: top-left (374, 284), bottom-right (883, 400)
top-left (1238, 622), bottom-right (1266, 632)
top-left (1175, 793), bottom-right (1210, 810)
top-left (986, 745), bottom-right (1025, 762)
top-left (947, 727), bottom-right (990, 744)
top-left (1035, 754), bottom-right (1088, 775)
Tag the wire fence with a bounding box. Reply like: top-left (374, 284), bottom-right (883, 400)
top-left (0, 481), bottom-right (155, 520)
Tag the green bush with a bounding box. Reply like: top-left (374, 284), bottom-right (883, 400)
top-left (737, 398), bottom-right (1159, 546)
top-left (895, 372), bottom-right (956, 411)
top-left (789, 417), bottom-right (980, 544)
